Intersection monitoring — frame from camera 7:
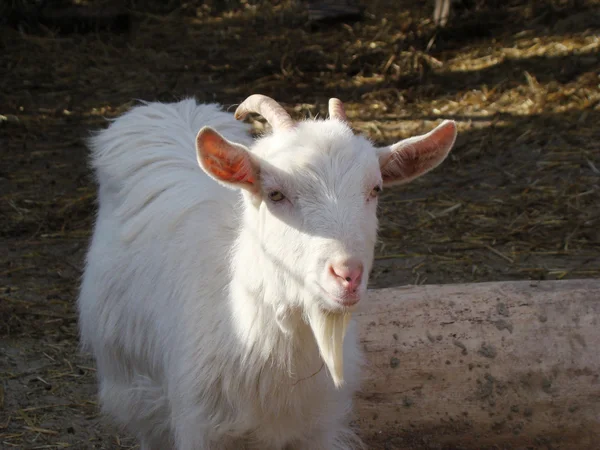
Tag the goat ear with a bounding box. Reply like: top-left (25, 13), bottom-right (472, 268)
top-left (377, 120), bottom-right (457, 186)
top-left (196, 127), bottom-right (260, 193)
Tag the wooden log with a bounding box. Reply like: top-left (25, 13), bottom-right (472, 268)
top-left (354, 279), bottom-right (600, 449)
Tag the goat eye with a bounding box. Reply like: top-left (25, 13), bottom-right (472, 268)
top-left (370, 186), bottom-right (382, 198)
top-left (268, 191), bottom-right (286, 202)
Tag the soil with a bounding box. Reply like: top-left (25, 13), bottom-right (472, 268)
top-left (1, 0), bottom-right (599, 448)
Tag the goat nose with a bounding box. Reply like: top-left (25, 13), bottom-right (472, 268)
top-left (328, 259), bottom-right (364, 292)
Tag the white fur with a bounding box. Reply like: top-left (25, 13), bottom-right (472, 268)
top-left (78, 97), bottom-right (454, 450)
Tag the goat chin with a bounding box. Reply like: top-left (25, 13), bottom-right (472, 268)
top-left (306, 304), bottom-right (352, 388)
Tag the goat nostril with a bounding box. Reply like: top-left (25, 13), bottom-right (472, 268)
top-left (328, 260), bottom-right (364, 292)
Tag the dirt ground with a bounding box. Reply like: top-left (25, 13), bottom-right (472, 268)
top-left (1, 0), bottom-right (599, 448)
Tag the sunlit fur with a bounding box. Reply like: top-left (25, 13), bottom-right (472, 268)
top-left (220, 119), bottom-right (382, 395)
top-left (306, 306), bottom-right (352, 388)
top-left (78, 97), bottom-right (454, 450)
top-left (78, 98), bottom-right (380, 450)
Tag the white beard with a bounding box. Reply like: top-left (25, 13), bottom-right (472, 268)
top-left (306, 304), bottom-right (351, 388)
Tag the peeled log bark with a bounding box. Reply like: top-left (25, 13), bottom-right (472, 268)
top-left (354, 279), bottom-right (600, 449)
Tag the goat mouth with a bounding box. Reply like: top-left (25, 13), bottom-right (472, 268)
top-left (315, 284), bottom-right (360, 310)
top-left (333, 296), bottom-right (359, 307)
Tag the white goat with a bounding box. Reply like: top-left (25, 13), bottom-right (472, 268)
top-left (78, 94), bottom-right (457, 450)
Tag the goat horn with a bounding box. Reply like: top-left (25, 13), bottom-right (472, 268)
top-left (234, 94), bottom-right (295, 131)
top-left (328, 98), bottom-right (347, 122)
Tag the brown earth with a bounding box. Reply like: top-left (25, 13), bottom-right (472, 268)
top-left (1, 0), bottom-right (599, 448)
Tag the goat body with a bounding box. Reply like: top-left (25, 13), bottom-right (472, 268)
top-left (78, 96), bottom-right (456, 450)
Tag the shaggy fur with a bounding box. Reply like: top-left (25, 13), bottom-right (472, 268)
top-left (78, 97), bottom-right (456, 450)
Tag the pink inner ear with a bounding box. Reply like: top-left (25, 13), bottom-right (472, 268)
top-left (382, 121), bottom-right (456, 184)
top-left (198, 130), bottom-right (256, 186)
